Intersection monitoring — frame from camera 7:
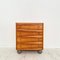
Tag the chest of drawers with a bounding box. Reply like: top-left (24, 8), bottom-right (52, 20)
top-left (16, 23), bottom-right (44, 54)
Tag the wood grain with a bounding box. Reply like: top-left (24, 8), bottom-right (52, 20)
top-left (17, 37), bottom-right (43, 42)
top-left (17, 42), bottom-right (43, 45)
top-left (16, 23), bottom-right (43, 30)
top-left (16, 23), bottom-right (44, 50)
top-left (17, 44), bottom-right (43, 48)
top-left (16, 31), bottom-right (43, 36)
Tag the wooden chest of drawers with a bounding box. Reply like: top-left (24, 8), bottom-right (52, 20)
top-left (16, 23), bottom-right (44, 54)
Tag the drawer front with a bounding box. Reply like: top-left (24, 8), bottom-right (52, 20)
top-left (16, 23), bottom-right (43, 50)
top-left (16, 44), bottom-right (43, 50)
top-left (17, 37), bottom-right (43, 42)
top-left (16, 31), bottom-right (43, 36)
top-left (16, 23), bottom-right (43, 30)
top-left (17, 42), bottom-right (42, 45)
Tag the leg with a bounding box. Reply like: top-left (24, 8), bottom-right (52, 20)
top-left (17, 50), bottom-right (22, 54)
top-left (37, 50), bottom-right (42, 54)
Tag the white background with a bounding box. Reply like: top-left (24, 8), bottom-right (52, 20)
top-left (0, 0), bottom-right (60, 48)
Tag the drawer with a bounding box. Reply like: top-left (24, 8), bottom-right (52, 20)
top-left (16, 44), bottom-right (43, 50)
top-left (17, 41), bottom-right (43, 45)
top-left (16, 29), bottom-right (43, 33)
top-left (16, 47), bottom-right (43, 50)
top-left (16, 31), bottom-right (43, 36)
top-left (17, 37), bottom-right (43, 42)
top-left (17, 44), bottom-right (42, 48)
top-left (17, 35), bottom-right (43, 39)
top-left (16, 23), bottom-right (43, 30)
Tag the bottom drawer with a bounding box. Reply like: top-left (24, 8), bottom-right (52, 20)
top-left (16, 46), bottom-right (43, 50)
top-left (16, 44), bottom-right (43, 50)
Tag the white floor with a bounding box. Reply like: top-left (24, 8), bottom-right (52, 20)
top-left (0, 48), bottom-right (60, 60)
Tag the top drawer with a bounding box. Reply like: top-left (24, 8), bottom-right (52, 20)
top-left (16, 23), bottom-right (43, 30)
